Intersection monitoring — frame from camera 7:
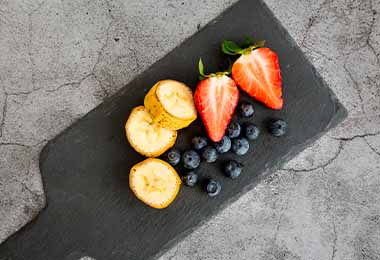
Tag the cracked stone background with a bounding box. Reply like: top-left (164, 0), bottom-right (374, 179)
top-left (0, 0), bottom-right (379, 259)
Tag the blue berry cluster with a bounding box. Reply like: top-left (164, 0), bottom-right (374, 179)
top-left (164, 101), bottom-right (287, 197)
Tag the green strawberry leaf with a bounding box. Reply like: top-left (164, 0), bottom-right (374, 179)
top-left (222, 38), bottom-right (266, 56)
top-left (226, 59), bottom-right (232, 74)
top-left (221, 44), bottom-right (237, 55)
top-left (198, 58), bottom-right (206, 80)
top-left (244, 36), bottom-right (254, 46)
top-left (221, 40), bottom-right (243, 55)
top-left (197, 58), bottom-right (231, 80)
top-left (223, 40), bottom-right (243, 52)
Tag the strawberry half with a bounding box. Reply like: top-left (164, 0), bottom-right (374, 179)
top-left (222, 40), bottom-right (283, 110)
top-left (194, 59), bottom-right (239, 142)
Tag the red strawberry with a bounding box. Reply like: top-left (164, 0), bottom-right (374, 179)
top-left (194, 59), bottom-right (239, 142)
top-left (222, 40), bottom-right (283, 110)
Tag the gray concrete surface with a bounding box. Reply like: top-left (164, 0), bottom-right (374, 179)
top-left (0, 0), bottom-right (379, 259)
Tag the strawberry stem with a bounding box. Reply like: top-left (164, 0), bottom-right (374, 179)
top-left (221, 38), bottom-right (265, 56)
top-left (198, 58), bottom-right (231, 80)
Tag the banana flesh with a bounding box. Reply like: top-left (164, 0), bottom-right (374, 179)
top-left (125, 106), bottom-right (177, 157)
top-left (129, 158), bottom-right (181, 209)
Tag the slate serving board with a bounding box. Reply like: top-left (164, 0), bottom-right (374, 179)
top-left (0, 0), bottom-right (347, 259)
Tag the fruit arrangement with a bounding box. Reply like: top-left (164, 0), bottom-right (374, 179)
top-left (125, 37), bottom-right (287, 209)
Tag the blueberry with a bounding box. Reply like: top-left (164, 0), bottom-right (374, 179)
top-left (201, 146), bottom-right (218, 163)
top-left (226, 121), bottom-right (241, 138)
top-left (206, 179), bottom-right (222, 197)
top-left (268, 119), bottom-right (287, 137)
top-left (224, 160), bottom-right (243, 179)
top-left (244, 123), bottom-right (260, 140)
top-left (192, 136), bottom-right (208, 150)
top-left (239, 102), bottom-right (254, 118)
top-left (181, 172), bottom-right (198, 187)
top-left (182, 150), bottom-right (201, 169)
top-left (214, 136), bottom-right (231, 153)
top-left (164, 148), bottom-right (181, 166)
top-left (232, 137), bottom-right (250, 155)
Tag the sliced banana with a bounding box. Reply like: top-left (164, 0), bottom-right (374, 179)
top-left (125, 106), bottom-right (177, 157)
top-left (144, 80), bottom-right (197, 130)
top-left (157, 80), bottom-right (196, 119)
top-left (129, 158), bottom-right (181, 209)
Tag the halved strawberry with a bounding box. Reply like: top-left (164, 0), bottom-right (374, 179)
top-left (194, 59), bottom-right (239, 142)
top-left (222, 40), bottom-right (283, 110)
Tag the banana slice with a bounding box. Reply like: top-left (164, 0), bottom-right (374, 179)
top-left (144, 80), bottom-right (197, 130)
top-left (129, 158), bottom-right (181, 209)
top-left (125, 106), bottom-right (177, 157)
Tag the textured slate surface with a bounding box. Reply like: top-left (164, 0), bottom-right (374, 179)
top-left (0, 0), bottom-right (346, 259)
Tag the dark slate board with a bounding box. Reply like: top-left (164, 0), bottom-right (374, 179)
top-left (0, 0), bottom-right (346, 259)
